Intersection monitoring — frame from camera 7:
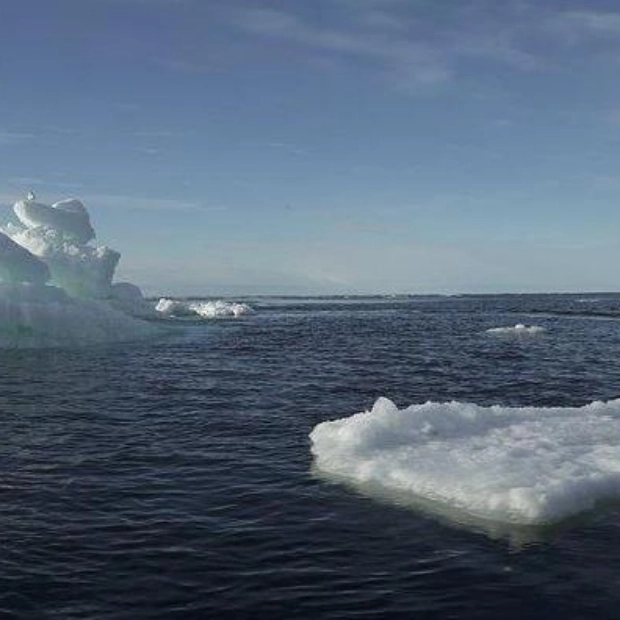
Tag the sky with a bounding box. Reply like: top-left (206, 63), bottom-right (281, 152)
top-left (2, 0), bottom-right (620, 295)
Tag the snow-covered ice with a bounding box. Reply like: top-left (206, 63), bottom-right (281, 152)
top-left (14, 198), bottom-right (95, 244)
top-left (155, 298), bottom-right (253, 318)
top-left (0, 194), bottom-right (157, 346)
top-left (310, 397), bottom-right (620, 525)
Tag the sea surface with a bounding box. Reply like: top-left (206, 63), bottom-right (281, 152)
top-left (3, 293), bottom-right (620, 619)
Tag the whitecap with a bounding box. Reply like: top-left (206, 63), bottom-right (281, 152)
top-left (155, 298), bottom-right (253, 318)
top-left (486, 323), bottom-right (545, 335)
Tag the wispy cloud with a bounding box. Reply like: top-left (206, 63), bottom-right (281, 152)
top-left (233, 7), bottom-right (451, 89)
top-left (86, 0), bottom-right (187, 4)
top-left (133, 129), bottom-right (187, 139)
top-left (222, 1), bottom-right (620, 93)
top-left (552, 10), bottom-right (620, 37)
top-left (84, 193), bottom-right (227, 212)
top-left (42, 126), bottom-right (79, 136)
top-left (267, 141), bottom-right (307, 156)
top-left (2, 177), bottom-right (84, 195)
top-left (0, 189), bottom-right (225, 213)
top-left (0, 131), bottom-right (36, 145)
top-left (136, 147), bottom-right (162, 156)
top-left (155, 57), bottom-right (225, 75)
top-left (7, 176), bottom-right (46, 187)
top-left (150, 2), bottom-right (610, 95)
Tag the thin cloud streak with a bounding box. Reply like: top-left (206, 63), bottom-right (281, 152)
top-left (223, 2), bottom-right (620, 91)
top-left (554, 10), bottom-right (620, 36)
top-left (233, 7), bottom-right (451, 88)
top-left (84, 193), bottom-right (227, 212)
top-left (0, 131), bottom-right (37, 145)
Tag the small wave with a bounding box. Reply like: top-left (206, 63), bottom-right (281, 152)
top-left (486, 324), bottom-right (545, 335)
top-left (310, 397), bottom-right (620, 526)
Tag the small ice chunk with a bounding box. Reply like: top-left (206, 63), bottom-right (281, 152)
top-left (155, 298), bottom-right (253, 318)
top-left (155, 298), bottom-right (196, 317)
top-left (190, 300), bottom-right (253, 318)
top-left (486, 324), bottom-right (545, 335)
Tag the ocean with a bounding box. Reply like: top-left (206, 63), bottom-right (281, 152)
top-left (2, 293), bottom-right (620, 619)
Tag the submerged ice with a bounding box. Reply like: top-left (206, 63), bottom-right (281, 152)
top-left (310, 397), bottom-right (620, 525)
top-left (0, 195), bottom-right (157, 347)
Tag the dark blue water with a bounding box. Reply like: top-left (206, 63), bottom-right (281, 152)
top-left (3, 294), bottom-right (620, 619)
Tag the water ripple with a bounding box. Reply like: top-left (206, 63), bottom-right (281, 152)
top-left (1, 296), bottom-right (620, 617)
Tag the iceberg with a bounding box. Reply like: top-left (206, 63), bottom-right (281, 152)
top-left (0, 194), bottom-right (158, 347)
top-left (310, 397), bottom-right (620, 526)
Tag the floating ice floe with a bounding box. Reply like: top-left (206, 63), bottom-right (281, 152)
top-left (486, 323), bottom-right (545, 335)
top-left (155, 298), bottom-right (253, 319)
top-left (310, 397), bottom-right (620, 526)
top-left (0, 194), bottom-right (159, 347)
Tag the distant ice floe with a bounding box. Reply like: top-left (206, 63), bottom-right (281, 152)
top-left (155, 298), bottom-right (253, 319)
top-left (310, 397), bottom-right (620, 526)
top-left (486, 323), bottom-right (545, 335)
top-left (0, 195), bottom-right (159, 347)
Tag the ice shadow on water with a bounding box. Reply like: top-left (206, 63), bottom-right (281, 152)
top-left (310, 465), bottom-right (619, 552)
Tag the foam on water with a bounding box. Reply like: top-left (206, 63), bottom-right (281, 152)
top-left (486, 323), bottom-right (545, 335)
top-left (310, 397), bottom-right (620, 525)
top-left (155, 298), bottom-right (253, 318)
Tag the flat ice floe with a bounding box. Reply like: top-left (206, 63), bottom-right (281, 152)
top-left (310, 397), bottom-right (620, 525)
top-left (486, 323), bottom-right (545, 335)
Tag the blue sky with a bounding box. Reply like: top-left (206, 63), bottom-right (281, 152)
top-left (2, 0), bottom-right (620, 295)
